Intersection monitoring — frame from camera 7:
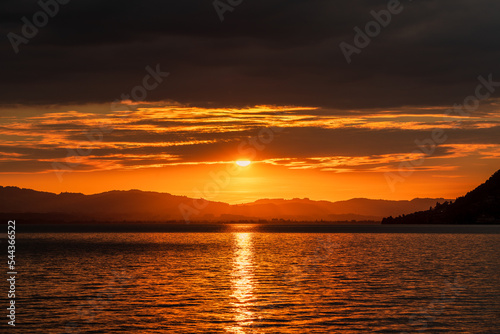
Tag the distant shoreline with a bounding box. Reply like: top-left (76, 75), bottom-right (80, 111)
top-left (3, 223), bottom-right (499, 234)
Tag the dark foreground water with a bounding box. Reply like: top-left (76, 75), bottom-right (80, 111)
top-left (4, 225), bottom-right (500, 333)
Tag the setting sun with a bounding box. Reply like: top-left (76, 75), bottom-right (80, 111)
top-left (236, 160), bottom-right (251, 167)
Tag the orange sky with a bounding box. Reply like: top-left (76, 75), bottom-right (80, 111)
top-left (1, 102), bottom-right (499, 203)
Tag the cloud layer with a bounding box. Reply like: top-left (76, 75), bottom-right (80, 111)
top-left (1, 0), bottom-right (500, 108)
top-left (1, 103), bottom-right (499, 174)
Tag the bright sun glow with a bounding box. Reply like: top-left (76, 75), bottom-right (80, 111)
top-left (236, 160), bottom-right (251, 167)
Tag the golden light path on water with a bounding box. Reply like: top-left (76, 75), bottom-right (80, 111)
top-left (227, 232), bottom-right (255, 333)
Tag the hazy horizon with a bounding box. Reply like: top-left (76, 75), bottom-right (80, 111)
top-left (0, 183), bottom-right (455, 204)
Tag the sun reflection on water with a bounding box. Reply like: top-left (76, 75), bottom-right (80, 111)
top-left (227, 232), bottom-right (255, 333)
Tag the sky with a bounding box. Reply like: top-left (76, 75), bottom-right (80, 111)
top-left (0, 0), bottom-right (499, 203)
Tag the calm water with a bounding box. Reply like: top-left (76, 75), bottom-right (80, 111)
top-left (7, 225), bottom-right (500, 333)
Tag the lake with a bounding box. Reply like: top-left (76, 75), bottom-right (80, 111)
top-left (7, 224), bottom-right (500, 333)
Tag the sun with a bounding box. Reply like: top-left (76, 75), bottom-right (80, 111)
top-left (236, 160), bottom-right (251, 167)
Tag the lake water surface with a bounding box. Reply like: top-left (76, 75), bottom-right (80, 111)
top-left (9, 225), bottom-right (500, 333)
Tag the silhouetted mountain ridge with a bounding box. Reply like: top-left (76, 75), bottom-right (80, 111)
top-left (0, 185), bottom-right (449, 222)
top-left (382, 169), bottom-right (500, 224)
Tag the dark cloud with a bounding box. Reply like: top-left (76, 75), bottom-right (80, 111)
top-left (1, 0), bottom-right (500, 108)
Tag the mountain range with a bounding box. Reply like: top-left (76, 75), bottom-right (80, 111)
top-left (382, 169), bottom-right (500, 224)
top-left (0, 186), bottom-right (448, 223)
